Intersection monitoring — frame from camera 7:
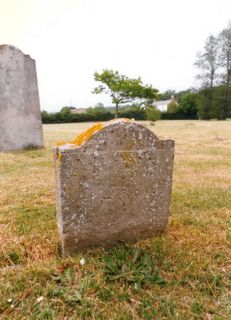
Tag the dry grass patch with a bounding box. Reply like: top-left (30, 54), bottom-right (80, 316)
top-left (0, 120), bottom-right (231, 319)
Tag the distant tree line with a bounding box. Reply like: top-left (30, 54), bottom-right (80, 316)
top-left (41, 87), bottom-right (231, 124)
top-left (41, 105), bottom-right (146, 123)
top-left (42, 23), bottom-right (231, 123)
top-left (159, 22), bottom-right (231, 120)
top-left (193, 23), bottom-right (231, 119)
top-left (41, 97), bottom-right (195, 123)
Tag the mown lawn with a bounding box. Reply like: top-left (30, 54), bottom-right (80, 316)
top-left (0, 120), bottom-right (231, 319)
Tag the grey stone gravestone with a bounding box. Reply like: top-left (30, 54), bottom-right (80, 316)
top-left (0, 45), bottom-right (43, 151)
top-left (54, 120), bottom-right (175, 255)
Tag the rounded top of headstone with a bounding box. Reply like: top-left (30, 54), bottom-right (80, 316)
top-left (0, 44), bottom-right (32, 59)
top-left (55, 119), bottom-right (174, 155)
top-left (82, 119), bottom-right (159, 153)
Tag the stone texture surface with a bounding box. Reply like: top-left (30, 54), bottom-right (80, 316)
top-left (0, 45), bottom-right (43, 151)
top-left (54, 120), bottom-right (175, 255)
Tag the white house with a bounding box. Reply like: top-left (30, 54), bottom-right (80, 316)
top-left (153, 96), bottom-right (177, 112)
top-left (153, 100), bottom-right (171, 112)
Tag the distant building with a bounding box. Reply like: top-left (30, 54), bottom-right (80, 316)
top-left (71, 108), bottom-right (87, 114)
top-left (153, 96), bottom-right (177, 112)
top-left (153, 100), bottom-right (171, 112)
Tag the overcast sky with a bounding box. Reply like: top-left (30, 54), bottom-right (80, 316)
top-left (1, 0), bottom-right (231, 111)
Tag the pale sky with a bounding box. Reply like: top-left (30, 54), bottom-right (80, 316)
top-left (1, 0), bottom-right (231, 111)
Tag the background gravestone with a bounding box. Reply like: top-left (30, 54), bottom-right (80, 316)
top-left (54, 120), bottom-right (175, 255)
top-left (0, 45), bottom-right (43, 151)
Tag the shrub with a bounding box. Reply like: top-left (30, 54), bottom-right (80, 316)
top-left (145, 106), bottom-right (161, 121)
top-left (119, 106), bottom-right (146, 120)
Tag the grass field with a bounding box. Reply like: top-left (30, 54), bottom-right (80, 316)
top-left (0, 120), bottom-right (231, 319)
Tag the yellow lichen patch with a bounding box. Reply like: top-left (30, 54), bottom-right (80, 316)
top-left (53, 147), bottom-right (62, 163)
top-left (54, 118), bottom-right (133, 147)
top-left (54, 123), bottom-right (104, 147)
top-left (55, 140), bottom-right (67, 146)
top-left (57, 153), bottom-right (63, 161)
top-left (122, 140), bottom-right (134, 167)
top-left (71, 122), bottom-right (104, 146)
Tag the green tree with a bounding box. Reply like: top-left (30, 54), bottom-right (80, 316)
top-left (218, 24), bottom-right (231, 118)
top-left (219, 24), bottom-right (231, 87)
top-left (159, 89), bottom-right (176, 100)
top-left (196, 88), bottom-right (214, 120)
top-left (167, 100), bottom-right (178, 113)
top-left (175, 89), bottom-right (193, 101)
top-left (60, 106), bottom-right (75, 113)
top-left (195, 35), bottom-right (221, 89)
top-left (86, 106), bottom-right (113, 121)
top-left (95, 102), bottom-right (105, 108)
top-left (145, 106), bottom-right (161, 121)
top-left (93, 69), bottom-right (158, 118)
top-left (212, 85), bottom-right (231, 120)
top-left (195, 35), bottom-right (222, 118)
top-left (178, 93), bottom-right (198, 119)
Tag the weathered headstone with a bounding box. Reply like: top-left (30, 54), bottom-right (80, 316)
top-left (54, 120), bottom-right (175, 255)
top-left (0, 45), bottom-right (43, 151)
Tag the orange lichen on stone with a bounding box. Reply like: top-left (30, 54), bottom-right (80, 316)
top-left (54, 118), bottom-right (133, 147)
top-left (55, 140), bottom-right (68, 146)
top-left (71, 122), bottom-right (104, 146)
top-left (58, 153), bottom-right (63, 161)
top-left (122, 140), bottom-right (134, 167)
